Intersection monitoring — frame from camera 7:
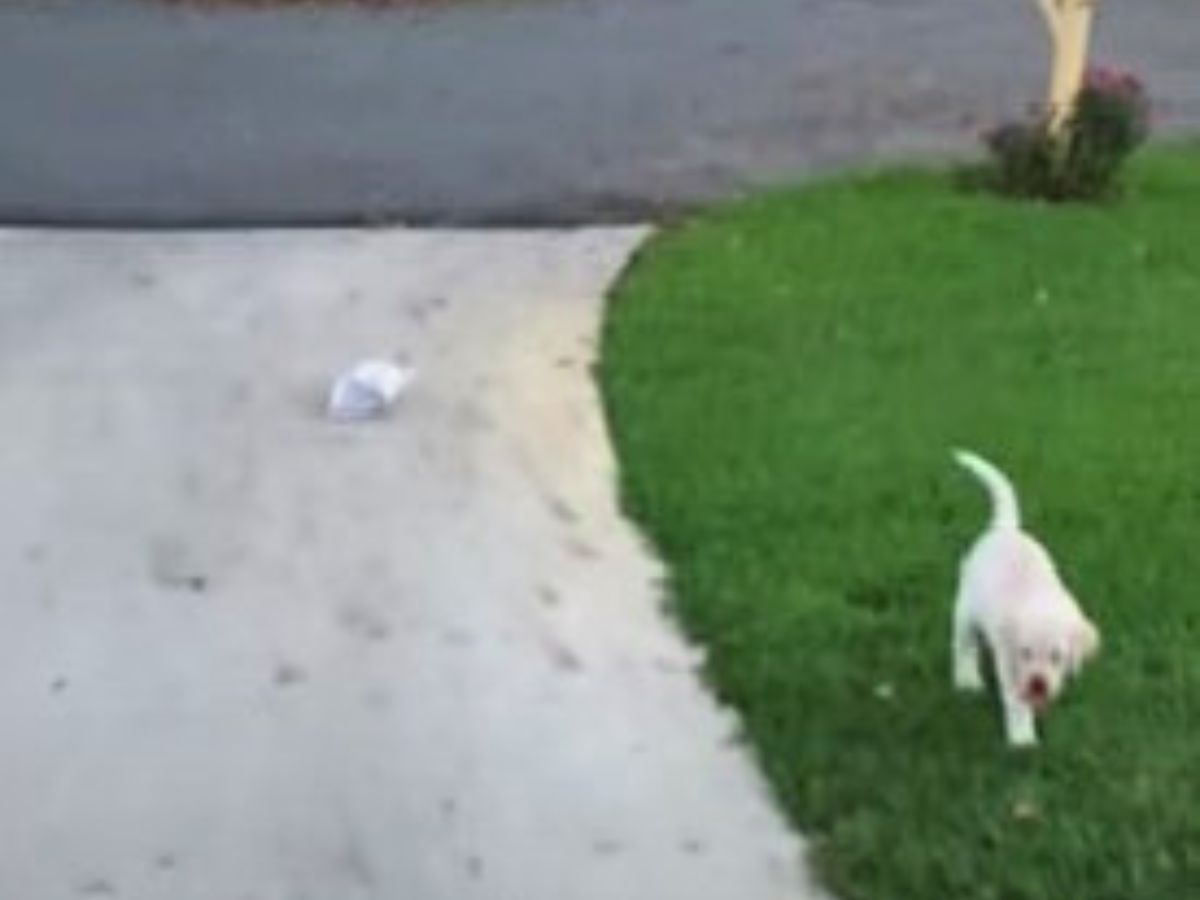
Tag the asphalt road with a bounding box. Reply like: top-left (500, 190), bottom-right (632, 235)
top-left (0, 0), bottom-right (1196, 225)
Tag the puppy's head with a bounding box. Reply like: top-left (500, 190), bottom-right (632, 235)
top-left (1008, 609), bottom-right (1100, 712)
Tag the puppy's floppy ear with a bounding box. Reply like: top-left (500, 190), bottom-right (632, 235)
top-left (1070, 616), bottom-right (1101, 672)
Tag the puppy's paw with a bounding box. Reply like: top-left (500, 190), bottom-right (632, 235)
top-left (1005, 722), bottom-right (1039, 749)
top-left (953, 654), bottom-right (985, 692)
top-left (954, 667), bottom-right (985, 692)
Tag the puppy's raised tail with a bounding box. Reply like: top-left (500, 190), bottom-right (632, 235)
top-left (953, 449), bottom-right (1021, 531)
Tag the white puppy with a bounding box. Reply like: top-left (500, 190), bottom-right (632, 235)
top-left (951, 450), bottom-right (1100, 747)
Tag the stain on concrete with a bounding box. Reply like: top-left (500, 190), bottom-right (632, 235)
top-left (363, 687), bottom-right (393, 710)
top-left (292, 515), bottom-right (319, 545)
top-left (542, 635), bottom-right (583, 673)
top-left (178, 468), bottom-right (204, 500)
top-left (546, 496), bottom-right (579, 525)
top-left (564, 538), bottom-right (599, 561)
top-left (359, 554), bottom-right (391, 580)
top-left (339, 837), bottom-right (377, 888)
top-left (273, 662), bottom-right (307, 687)
top-left (592, 838), bottom-right (624, 857)
top-left (442, 627), bottom-right (475, 648)
top-left (338, 605), bottom-right (392, 642)
top-left (149, 537), bottom-right (209, 594)
top-left (654, 657), bottom-right (689, 675)
top-left (538, 584), bottom-right (562, 607)
top-left (226, 381), bottom-right (254, 408)
top-left (160, 574), bottom-right (207, 593)
top-left (78, 879), bottom-right (116, 896)
top-left (455, 402), bottom-right (495, 434)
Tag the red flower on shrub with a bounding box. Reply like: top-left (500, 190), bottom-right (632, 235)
top-left (1084, 65), bottom-right (1144, 98)
top-left (1080, 64), bottom-right (1152, 145)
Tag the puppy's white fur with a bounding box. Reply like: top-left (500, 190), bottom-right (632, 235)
top-left (952, 450), bottom-right (1099, 747)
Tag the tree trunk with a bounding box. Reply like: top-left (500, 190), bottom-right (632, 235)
top-left (1033, 0), bottom-right (1098, 136)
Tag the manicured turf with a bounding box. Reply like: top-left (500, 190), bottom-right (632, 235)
top-left (600, 147), bottom-right (1200, 900)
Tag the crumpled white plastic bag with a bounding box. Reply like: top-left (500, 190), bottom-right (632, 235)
top-left (327, 359), bottom-right (415, 422)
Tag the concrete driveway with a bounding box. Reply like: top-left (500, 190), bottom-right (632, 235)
top-left (0, 0), bottom-right (1196, 226)
top-left (0, 227), bottom-right (826, 900)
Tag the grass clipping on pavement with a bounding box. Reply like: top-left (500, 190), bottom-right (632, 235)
top-left (600, 146), bottom-right (1200, 900)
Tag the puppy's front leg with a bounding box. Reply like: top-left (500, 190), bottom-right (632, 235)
top-left (952, 596), bottom-right (984, 692)
top-left (996, 658), bottom-right (1037, 747)
top-left (1003, 700), bottom-right (1037, 748)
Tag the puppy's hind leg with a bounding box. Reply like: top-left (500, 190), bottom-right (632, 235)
top-left (952, 589), bottom-right (985, 692)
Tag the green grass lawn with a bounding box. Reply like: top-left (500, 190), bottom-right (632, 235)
top-left (600, 146), bottom-right (1200, 900)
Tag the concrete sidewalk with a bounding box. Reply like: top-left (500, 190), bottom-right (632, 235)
top-left (0, 0), bottom-right (1195, 226)
top-left (0, 228), bottom-right (825, 900)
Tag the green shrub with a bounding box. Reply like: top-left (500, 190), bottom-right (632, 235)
top-left (983, 65), bottom-right (1150, 202)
